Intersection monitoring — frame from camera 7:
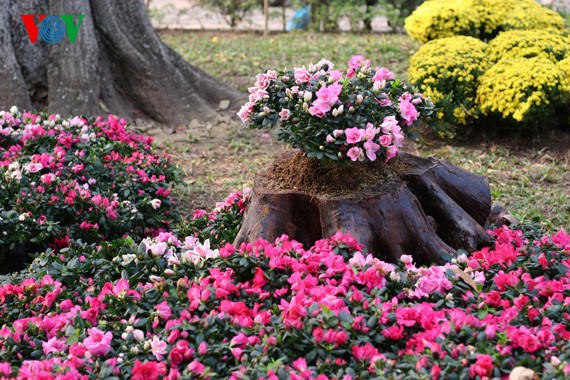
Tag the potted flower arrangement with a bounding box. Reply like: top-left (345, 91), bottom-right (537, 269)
top-left (238, 56), bottom-right (435, 163)
top-left (234, 56), bottom-right (493, 266)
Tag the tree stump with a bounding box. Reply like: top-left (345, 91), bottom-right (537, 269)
top-left (234, 152), bottom-right (492, 265)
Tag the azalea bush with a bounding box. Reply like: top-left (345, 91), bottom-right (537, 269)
top-left (0, 224), bottom-right (569, 378)
top-left (175, 190), bottom-right (247, 248)
top-left (238, 56), bottom-right (435, 163)
top-left (0, 108), bottom-right (181, 258)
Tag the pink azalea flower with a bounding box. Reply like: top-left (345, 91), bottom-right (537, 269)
top-left (469, 354), bottom-right (494, 378)
top-left (155, 301), bottom-right (172, 321)
top-left (150, 336), bottom-right (168, 360)
top-left (279, 109), bottom-right (291, 121)
top-left (315, 83), bottom-right (342, 106)
top-left (384, 145), bottom-right (398, 162)
top-left (308, 100), bottom-right (330, 117)
top-left (294, 67), bottom-right (311, 84)
top-left (379, 135), bottom-right (392, 147)
top-left (345, 127), bottom-right (365, 144)
top-left (363, 139), bottom-right (380, 161)
top-left (399, 96), bottom-right (419, 126)
top-left (380, 115), bottom-right (398, 134)
top-left (42, 336), bottom-right (68, 356)
top-left (132, 360), bottom-right (167, 380)
top-left (329, 69), bottom-right (343, 82)
top-left (347, 147), bottom-right (363, 162)
top-left (373, 67), bottom-right (395, 82)
top-left (83, 327), bottom-right (112, 357)
top-left (348, 55), bottom-right (370, 69)
top-left (188, 360), bottom-right (206, 375)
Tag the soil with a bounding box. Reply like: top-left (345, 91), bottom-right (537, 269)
top-left (260, 151), bottom-right (410, 196)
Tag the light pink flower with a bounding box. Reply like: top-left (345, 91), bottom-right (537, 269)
top-left (308, 100), bottom-right (330, 117)
top-left (294, 67), bottom-right (311, 84)
top-left (329, 69), bottom-right (343, 82)
top-left (363, 140), bottom-right (380, 161)
top-left (379, 135), bottom-right (392, 147)
top-left (385, 145), bottom-right (398, 162)
top-left (347, 147), bottom-right (363, 161)
top-left (83, 327), bottom-right (112, 357)
top-left (255, 73), bottom-right (272, 89)
top-left (248, 88), bottom-right (268, 102)
top-left (373, 67), bottom-right (395, 82)
top-left (28, 162), bottom-right (43, 173)
top-left (279, 108), bottom-right (291, 121)
top-left (380, 116), bottom-right (398, 134)
top-left (348, 55), bottom-right (370, 69)
top-left (345, 127), bottom-right (365, 144)
top-left (150, 199), bottom-right (161, 210)
top-left (151, 336), bottom-right (168, 360)
top-left (237, 102), bottom-right (255, 123)
top-left (392, 131), bottom-right (404, 148)
top-left (315, 83), bottom-right (342, 106)
top-left (399, 94), bottom-right (419, 126)
top-left (155, 301), bottom-right (172, 321)
top-left (42, 336), bottom-right (68, 356)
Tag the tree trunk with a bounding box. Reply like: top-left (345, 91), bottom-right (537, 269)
top-left (235, 152), bottom-right (492, 266)
top-left (1, 0), bottom-right (243, 125)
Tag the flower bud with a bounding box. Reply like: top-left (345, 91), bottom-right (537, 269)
top-left (130, 347), bottom-right (139, 355)
top-left (356, 94), bottom-right (364, 105)
top-left (373, 80), bottom-right (386, 92)
top-left (337, 104), bottom-right (344, 115)
top-left (319, 146), bottom-right (324, 151)
top-left (349, 106), bottom-right (355, 113)
top-left (304, 92), bottom-right (312, 102)
top-left (332, 108), bottom-right (338, 117)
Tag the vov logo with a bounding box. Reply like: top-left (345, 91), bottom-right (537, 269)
top-left (20, 14), bottom-right (85, 44)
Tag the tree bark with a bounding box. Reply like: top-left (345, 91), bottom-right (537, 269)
top-left (235, 152), bottom-right (492, 266)
top-left (0, 0), bottom-right (243, 125)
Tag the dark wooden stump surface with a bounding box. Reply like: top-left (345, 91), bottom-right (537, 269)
top-left (235, 152), bottom-right (492, 265)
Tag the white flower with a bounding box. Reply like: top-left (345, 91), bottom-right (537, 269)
top-left (9, 106), bottom-right (18, 114)
top-left (133, 329), bottom-right (145, 342)
top-left (120, 254), bottom-right (137, 266)
top-left (150, 199), bottom-right (161, 210)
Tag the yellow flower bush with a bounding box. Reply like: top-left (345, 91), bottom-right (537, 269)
top-left (476, 58), bottom-right (567, 125)
top-left (557, 58), bottom-right (570, 96)
top-left (487, 29), bottom-right (569, 64)
top-left (404, 0), bottom-right (480, 43)
top-left (408, 36), bottom-right (489, 127)
top-left (474, 0), bottom-right (564, 39)
top-left (405, 0), bottom-right (565, 42)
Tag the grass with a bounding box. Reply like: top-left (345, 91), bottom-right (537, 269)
top-left (160, 30), bottom-right (419, 91)
top-left (159, 30), bottom-right (570, 231)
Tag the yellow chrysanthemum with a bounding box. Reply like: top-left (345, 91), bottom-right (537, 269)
top-left (408, 36), bottom-right (488, 126)
top-left (487, 29), bottom-right (569, 64)
top-left (476, 57), bottom-right (567, 124)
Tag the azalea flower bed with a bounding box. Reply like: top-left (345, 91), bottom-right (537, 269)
top-left (1, 221), bottom-right (569, 379)
top-left (0, 109), bottom-right (181, 256)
